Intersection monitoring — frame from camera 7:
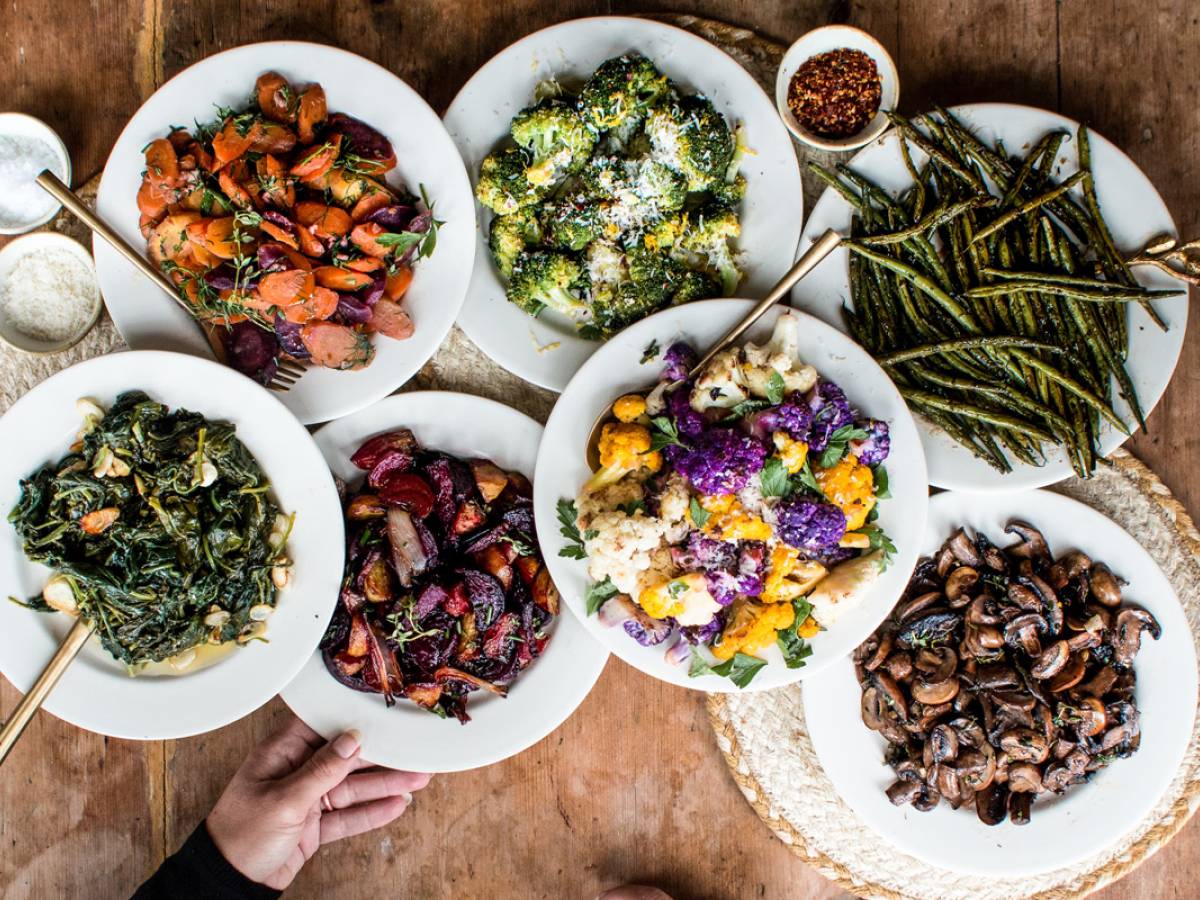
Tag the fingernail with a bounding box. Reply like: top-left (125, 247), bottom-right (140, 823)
top-left (400, 791), bottom-right (413, 805)
top-left (332, 730), bottom-right (361, 759)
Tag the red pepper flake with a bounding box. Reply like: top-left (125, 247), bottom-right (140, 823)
top-left (787, 48), bottom-right (882, 139)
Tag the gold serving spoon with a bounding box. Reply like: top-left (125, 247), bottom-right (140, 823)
top-left (0, 618), bottom-right (94, 766)
top-left (35, 171), bottom-right (304, 392)
top-left (585, 228), bottom-right (843, 470)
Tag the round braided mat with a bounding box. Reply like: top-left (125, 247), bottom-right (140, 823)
top-left (708, 450), bottom-right (1200, 899)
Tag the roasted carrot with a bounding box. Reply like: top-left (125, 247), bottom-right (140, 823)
top-left (295, 201), bottom-right (352, 239)
top-left (350, 191), bottom-right (391, 223)
top-left (249, 120), bottom-right (298, 155)
top-left (314, 266), bottom-right (374, 291)
top-left (255, 154), bottom-right (295, 208)
top-left (144, 138), bottom-right (179, 188)
top-left (256, 71), bottom-right (296, 123)
top-left (211, 119), bottom-right (254, 167)
top-left (296, 225), bottom-right (326, 258)
top-left (350, 222), bottom-right (393, 259)
top-left (218, 167), bottom-right (253, 210)
top-left (345, 256), bottom-right (385, 273)
top-left (384, 266), bottom-right (414, 300)
top-left (290, 134), bottom-right (341, 180)
top-left (258, 269), bottom-right (314, 308)
top-left (301, 321), bottom-right (375, 370)
top-left (137, 177), bottom-right (168, 220)
top-left (282, 285), bottom-right (339, 323)
top-left (297, 84), bottom-right (327, 144)
top-left (370, 297), bottom-right (415, 340)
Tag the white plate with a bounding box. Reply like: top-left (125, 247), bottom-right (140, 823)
top-left (444, 16), bottom-right (805, 392)
top-left (535, 300), bottom-right (928, 691)
top-left (281, 392), bottom-right (609, 772)
top-left (94, 41), bottom-right (476, 426)
top-left (794, 103), bottom-right (1186, 492)
top-left (0, 351), bottom-right (344, 740)
top-left (803, 489), bottom-right (1198, 877)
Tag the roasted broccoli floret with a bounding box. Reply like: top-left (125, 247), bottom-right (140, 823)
top-left (580, 154), bottom-right (631, 198)
top-left (591, 281), bottom-right (667, 337)
top-left (488, 208), bottom-right (541, 278)
top-left (670, 268), bottom-right (721, 305)
top-left (636, 160), bottom-right (688, 214)
top-left (626, 239), bottom-right (682, 304)
top-left (709, 173), bottom-right (747, 208)
top-left (646, 94), bottom-right (734, 191)
top-left (543, 195), bottom-right (603, 251)
top-left (507, 249), bottom-right (589, 318)
top-left (476, 147), bottom-right (542, 215)
top-left (577, 55), bottom-right (670, 132)
top-left (510, 99), bottom-right (597, 187)
top-left (675, 205), bottom-right (742, 295)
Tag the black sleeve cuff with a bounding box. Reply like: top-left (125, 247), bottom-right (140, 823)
top-left (131, 821), bottom-right (282, 900)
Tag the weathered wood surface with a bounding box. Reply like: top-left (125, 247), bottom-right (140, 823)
top-left (2, 1), bottom-right (1198, 897)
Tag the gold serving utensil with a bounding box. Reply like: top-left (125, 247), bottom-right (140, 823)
top-left (585, 228), bottom-right (843, 471)
top-left (35, 171), bottom-right (304, 392)
top-left (0, 618), bottom-right (94, 766)
top-left (1127, 232), bottom-right (1200, 287)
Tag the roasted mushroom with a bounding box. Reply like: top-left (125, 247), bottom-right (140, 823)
top-left (854, 519), bottom-right (1158, 826)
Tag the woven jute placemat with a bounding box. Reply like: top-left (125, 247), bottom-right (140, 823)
top-left (708, 450), bottom-right (1200, 898)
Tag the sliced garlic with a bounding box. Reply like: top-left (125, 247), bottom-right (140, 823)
top-left (75, 397), bottom-right (105, 437)
top-left (249, 603), bottom-right (274, 621)
top-left (270, 559), bottom-right (291, 589)
top-left (203, 608), bottom-right (230, 628)
top-left (108, 456), bottom-right (131, 477)
top-left (92, 446), bottom-right (114, 478)
top-left (42, 575), bottom-right (78, 615)
top-left (198, 458), bottom-right (218, 487)
top-left (169, 648), bottom-right (197, 670)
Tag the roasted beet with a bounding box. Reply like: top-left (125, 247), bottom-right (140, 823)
top-left (501, 505), bottom-right (535, 534)
top-left (356, 271), bottom-right (386, 307)
top-left (423, 455), bottom-right (477, 528)
top-left (367, 451), bottom-right (415, 489)
top-left (367, 204), bottom-right (418, 231)
top-left (257, 243), bottom-right (292, 273)
top-left (335, 294), bottom-right (373, 325)
top-left (327, 112), bottom-right (395, 163)
top-left (320, 604), bottom-right (351, 651)
top-left (351, 430), bottom-right (419, 470)
top-left (273, 316), bottom-right (309, 359)
top-left (482, 611), bottom-right (521, 661)
top-left (415, 583), bottom-right (448, 618)
top-left (443, 583), bottom-right (471, 618)
top-left (379, 473), bottom-right (436, 518)
top-left (460, 568), bottom-right (504, 630)
top-left (451, 500), bottom-right (487, 536)
top-left (399, 611), bottom-right (456, 676)
top-left (224, 322), bottom-right (279, 385)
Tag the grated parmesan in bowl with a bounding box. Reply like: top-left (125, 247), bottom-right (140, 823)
top-left (0, 232), bottom-right (100, 353)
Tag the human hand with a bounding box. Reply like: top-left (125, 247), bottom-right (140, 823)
top-left (206, 715), bottom-right (432, 889)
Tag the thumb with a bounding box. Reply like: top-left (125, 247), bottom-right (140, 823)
top-left (282, 731), bottom-right (362, 807)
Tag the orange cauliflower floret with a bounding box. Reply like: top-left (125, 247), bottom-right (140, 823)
top-left (698, 493), bottom-right (772, 541)
top-left (638, 572), bottom-right (720, 625)
top-left (713, 598), bottom-right (796, 660)
top-left (772, 432), bottom-right (809, 474)
top-left (761, 544), bottom-right (827, 604)
top-left (584, 422), bottom-right (662, 492)
top-left (815, 456), bottom-right (876, 531)
top-left (613, 394), bottom-right (647, 422)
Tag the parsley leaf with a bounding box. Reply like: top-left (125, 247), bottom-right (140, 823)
top-left (760, 457), bottom-right (793, 498)
top-left (640, 339), bottom-right (661, 364)
top-left (616, 499), bottom-right (646, 516)
top-left (688, 649), bottom-right (768, 688)
top-left (647, 416), bottom-right (687, 453)
top-left (816, 424), bottom-right (869, 468)
top-left (860, 524), bottom-right (897, 570)
top-left (688, 496), bottom-right (710, 528)
top-left (721, 399), bottom-right (771, 422)
top-left (872, 464), bottom-right (892, 499)
top-left (667, 579), bottom-right (688, 599)
top-left (766, 371), bottom-right (786, 405)
top-left (776, 597), bottom-right (816, 669)
top-left (796, 458), bottom-right (823, 495)
top-left (585, 577), bottom-right (618, 615)
top-left (557, 498), bottom-right (588, 559)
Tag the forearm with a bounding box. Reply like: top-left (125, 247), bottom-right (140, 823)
top-left (131, 821), bottom-right (281, 900)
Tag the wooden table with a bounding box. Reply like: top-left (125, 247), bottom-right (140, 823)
top-left (3, 1), bottom-right (1198, 897)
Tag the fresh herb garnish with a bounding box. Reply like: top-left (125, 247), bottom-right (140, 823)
top-left (556, 498), bottom-right (588, 559)
top-left (796, 458), bottom-right (823, 495)
top-left (816, 425), bottom-right (869, 468)
top-left (667, 579), bottom-right (688, 599)
top-left (688, 649), bottom-right (768, 688)
top-left (859, 524), bottom-right (897, 570)
top-left (585, 577), bottom-right (618, 615)
top-left (872, 464), bottom-right (892, 499)
top-left (498, 532), bottom-right (535, 556)
top-left (760, 457), bottom-right (793, 498)
top-left (616, 499), bottom-right (646, 516)
top-left (647, 416), bottom-right (688, 453)
top-left (766, 370), bottom-right (786, 405)
top-left (721, 399), bottom-right (771, 422)
top-left (640, 339), bottom-right (661, 364)
top-left (776, 598), bottom-right (815, 669)
top-left (688, 496), bottom-right (710, 528)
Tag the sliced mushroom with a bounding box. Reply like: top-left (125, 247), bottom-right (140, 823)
top-left (967, 593), bottom-right (1003, 626)
top-left (944, 566), bottom-right (979, 608)
top-left (948, 528), bottom-right (981, 566)
top-left (1113, 607), bottom-right (1161, 666)
top-left (895, 591), bottom-right (943, 624)
top-left (976, 533), bottom-right (1009, 572)
top-left (883, 651), bottom-right (913, 681)
top-left (1007, 790), bottom-right (1032, 825)
top-left (999, 728), bottom-right (1050, 764)
top-left (912, 701), bottom-right (954, 734)
top-left (1004, 613), bottom-right (1045, 658)
top-left (1046, 653), bottom-right (1088, 693)
top-left (1031, 640), bottom-right (1070, 679)
top-left (914, 646), bottom-right (957, 682)
top-left (975, 783), bottom-right (1009, 825)
top-left (896, 609), bottom-right (961, 649)
top-left (1089, 563), bottom-right (1123, 607)
top-left (974, 663), bottom-right (1020, 691)
top-left (1079, 665), bottom-right (1118, 698)
top-left (1026, 573), bottom-right (1063, 633)
top-left (956, 748), bottom-right (997, 792)
top-left (886, 779), bottom-right (923, 806)
top-left (864, 629), bottom-right (895, 672)
top-left (871, 671), bottom-right (909, 722)
top-left (1007, 762), bottom-right (1044, 793)
top-left (912, 789), bottom-right (941, 812)
top-left (935, 763), bottom-right (964, 807)
top-left (1006, 582), bottom-right (1043, 612)
top-left (1005, 521), bottom-right (1049, 560)
top-left (1060, 550), bottom-right (1092, 579)
top-left (935, 546), bottom-right (956, 578)
top-left (912, 675), bottom-right (960, 705)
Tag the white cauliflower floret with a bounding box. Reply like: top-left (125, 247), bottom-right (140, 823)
top-left (691, 347), bottom-right (748, 411)
top-left (577, 478), bottom-right (645, 529)
top-left (584, 512), bottom-right (673, 596)
top-left (657, 472), bottom-right (691, 540)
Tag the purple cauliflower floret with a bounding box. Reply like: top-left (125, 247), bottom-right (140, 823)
top-left (809, 545), bottom-right (857, 567)
top-left (666, 386), bottom-right (706, 438)
top-left (806, 380), bottom-right (855, 452)
top-left (851, 418), bottom-right (891, 466)
top-left (738, 394), bottom-right (813, 442)
top-left (623, 610), bottom-right (674, 646)
top-left (661, 342), bottom-right (698, 382)
top-left (776, 495), bottom-right (847, 551)
top-left (679, 614), bottom-right (725, 645)
top-left (675, 428), bottom-right (768, 495)
top-left (704, 569), bottom-right (763, 606)
top-left (671, 532), bottom-right (737, 571)
top-left (738, 541), bottom-right (767, 587)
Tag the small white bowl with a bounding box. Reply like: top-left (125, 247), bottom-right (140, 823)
top-left (0, 112), bottom-right (72, 234)
top-left (0, 232), bottom-right (101, 354)
top-left (775, 25), bottom-right (899, 152)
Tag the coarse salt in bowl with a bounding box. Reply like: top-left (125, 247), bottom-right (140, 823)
top-left (0, 113), bottom-right (71, 234)
top-left (0, 233), bottom-right (101, 353)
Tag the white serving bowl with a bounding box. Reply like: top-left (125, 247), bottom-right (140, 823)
top-left (0, 232), bottom-right (101, 353)
top-left (775, 25), bottom-right (899, 152)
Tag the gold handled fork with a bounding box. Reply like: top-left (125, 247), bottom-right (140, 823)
top-left (35, 171), bottom-right (304, 392)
